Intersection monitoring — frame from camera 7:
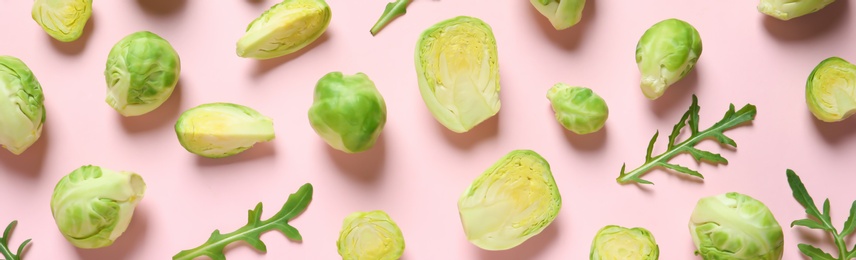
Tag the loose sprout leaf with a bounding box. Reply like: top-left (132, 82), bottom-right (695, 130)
top-left (787, 169), bottom-right (856, 260)
top-left (0, 220), bottom-right (31, 260)
top-left (370, 0), bottom-right (410, 36)
top-left (798, 244), bottom-right (836, 260)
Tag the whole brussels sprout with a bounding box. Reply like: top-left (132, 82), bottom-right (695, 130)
top-left (547, 83), bottom-right (608, 135)
top-left (590, 225), bottom-right (659, 260)
top-left (689, 192), bottom-right (784, 260)
top-left (758, 0), bottom-right (835, 20)
top-left (105, 31), bottom-right (181, 117)
top-left (458, 150), bottom-right (561, 251)
top-left (337, 210), bottom-right (405, 260)
top-left (51, 165), bottom-right (146, 249)
top-left (175, 103), bottom-right (275, 158)
top-left (236, 0), bottom-right (332, 59)
top-left (0, 56), bottom-right (46, 155)
top-left (308, 72), bottom-right (386, 153)
top-left (805, 57), bottom-right (856, 122)
top-left (636, 18), bottom-right (702, 100)
top-left (530, 0), bottom-right (586, 30)
top-left (31, 0), bottom-right (92, 42)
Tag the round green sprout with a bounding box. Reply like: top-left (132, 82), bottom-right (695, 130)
top-left (337, 210), bottom-right (405, 260)
top-left (806, 57), bottom-right (856, 122)
top-left (236, 0), bottom-right (332, 59)
top-left (689, 192), bottom-right (784, 260)
top-left (635, 18), bottom-right (702, 100)
top-left (105, 31), bottom-right (181, 117)
top-left (31, 0), bottom-right (92, 42)
top-left (0, 56), bottom-right (46, 155)
top-left (50, 165), bottom-right (146, 249)
top-left (530, 0), bottom-right (586, 30)
top-left (758, 0), bottom-right (836, 21)
top-left (308, 72), bottom-right (387, 153)
top-left (590, 225), bottom-right (659, 260)
top-left (458, 150), bottom-right (561, 251)
top-left (547, 83), bottom-right (608, 135)
top-left (175, 103), bottom-right (275, 158)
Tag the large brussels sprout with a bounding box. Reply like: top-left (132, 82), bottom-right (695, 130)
top-left (308, 72), bottom-right (386, 153)
top-left (590, 225), bottom-right (659, 260)
top-left (689, 192), bottom-right (784, 260)
top-left (635, 18), bottom-right (702, 100)
top-left (105, 31), bottom-right (181, 117)
top-left (530, 0), bottom-right (586, 30)
top-left (758, 0), bottom-right (835, 20)
top-left (50, 165), bottom-right (146, 249)
top-left (337, 210), bottom-right (405, 260)
top-left (236, 0), bottom-right (332, 59)
top-left (31, 0), bottom-right (92, 42)
top-left (458, 150), bottom-right (561, 251)
top-left (805, 57), bottom-right (856, 122)
top-left (0, 56), bottom-right (46, 155)
top-left (415, 16), bottom-right (501, 133)
top-left (547, 83), bottom-right (608, 135)
top-left (175, 103), bottom-right (275, 158)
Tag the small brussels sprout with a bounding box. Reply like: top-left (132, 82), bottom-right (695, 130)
top-left (689, 192), bottom-right (784, 260)
top-left (337, 210), bottom-right (405, 260)
top-left (308, 72), bottom-right (387, 153)
top-left (175, 103), bottom-right (275, 158)
top-left (530, 0), bottom-right (586, 30)
top-left (458, 150), bottom-right (561, 251)
top-left (415, 16), bottom-right (501, 133)
top-left (636, 18), bottom-right (702, 100)
top-left (0, 56), bottom-right (46, 155)
top-left (590, 225), bottom-right (659, 260)
top-left (51, 165), bottom-right (146, 249)
top-left (805, 57), bottom-right (856, 122)
top-left (236, 0), bottom-right (332, 59)
top-left (105, 31), bottom-right (181, 117)
top-left (546, 83), bottom-right (608, 135)
top-left (31, 0), bottom-right (92, 42)
top-left (758, 0), bottom-right (836, 20)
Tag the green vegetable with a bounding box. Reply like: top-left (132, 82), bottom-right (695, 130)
top-left (370, 0), bottom-right (410, 36)
top-left (50, 165), bottom-right (147, 249)
top-left (458, 150), bottom-right (561, 251)
top-left (530, 0), bottom-right (586, 30)
top-left (689, 192), bottom-right (784, 260)
top-left (175, 103), bottom-right (275, 158)
top-left (617, 95), bottom-right (756, 185)
top-left (415, 16), bottom-right (501, 133)
top-left (635, 18), bottom-right (702, 100)
top-left (173, 183), bottom-right (313, 260)
top-left (590, 225), bottom-right (659, 260)
top-left (337, 210), bottom-right (405, 260)
top-left (0, 56), bottom-right (46, 155)
top-left (308, 72), bottom-right (387, 153)
top-left (1, 220), bottom-right (31, 260)
top-left (787, 169), bottom-right (856, 260)
top-left (105, 31), bottom-right (181, 117)
top-left (31, 0), bottom-right (92, 42)
top-left (546, 83), bottom-right (608, 135)
top-left (805, 57), bottom-right (856, 122)
top-left (236, 0), bottom-right (332, 59)
top-left (758, 0), bottom-right (836, 20)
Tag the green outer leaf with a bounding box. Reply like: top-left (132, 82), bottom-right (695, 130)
top-left (370, 0), bottom-right (410, 36)
top-left (0, 220), bottom-right (31, 260)
top-left (798, 244), bottom-right (836, 260)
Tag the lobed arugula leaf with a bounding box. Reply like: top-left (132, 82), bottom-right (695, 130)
top-left (0, 220), bottom-right (31, 260)
top-left (787, 169), bottom-right (856, 260)
top-left (370, 0), bottom-right (411, 36)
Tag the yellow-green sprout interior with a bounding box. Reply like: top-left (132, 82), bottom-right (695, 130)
top-left (807, 57), bottom-right (856, 122)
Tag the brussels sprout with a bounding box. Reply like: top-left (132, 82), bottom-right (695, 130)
top-left (530, 0), bottom-right (586, 30)
top-left (31, 0), bottom-right (92, 42)
top-left (337, 210), bottom-right (405, 260)
top-left (50, 165), bottom-right (146, 249)
top-left (0, 56), bottom-right (46, 155)
top-left (590, 225), bottom-right (659, 260)
top-left (458, 150), bottom-right (561, 251)
top-left (805, 57), bottom-right (856, 122)
top-left (546, 83), bottom-right (608, 135)
top-left (635, 18), bottom-right (702, 100)
top-left (236, 0), bottom-right (332, 59)
top-left (105, 31), bottom-right (181, 117)
top-left (415, 16), bottom-right (501, 133)
top-left (308, 72), bottom-right (386, 153)
top-left (758, 0), bottom-right (835, 20)
top-left (689, 192), bottom-right (784, 260)
top-left (175, 103), bottom-right (275, 158)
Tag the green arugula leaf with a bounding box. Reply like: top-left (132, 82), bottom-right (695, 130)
top-left (787, 169), bottom-right (856, 260)
top-left (370, 0), bottom-right (411, 36)
top-left (799, 244), bottom-right (837, 260)
top-left (0, 220), bottom-right (31, 260)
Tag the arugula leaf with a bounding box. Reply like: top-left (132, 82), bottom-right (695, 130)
top-left (173, 183), bottom-right (313, 260)
top-left (616, 95), bottom-right (756, 185)
top-left (787, 169), bottom-right (855, 260)
top-left (370, 0), bottom-right (411, 36)
top-left (0, 220), bottom-right (31, 260)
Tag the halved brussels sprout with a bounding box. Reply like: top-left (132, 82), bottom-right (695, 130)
top-left (337, 210), bottom-right (405, 260)
top-left (806, 57), bottom-right (856, 122)
top-left (31, 0), bottom-right (93, 42)
top-left (175, 103), bottom-right (275, 158)
top-left (50, 165), bottom-right (146, 249)
top-left (590, 225), bottom-right (659, 260)
top-left (236, 0), bottom-right (332, 59)
top-left (309, 72), bottom-right (387, 153)
top-left (530, 0), bottom-right (586, 30)
top-left (635, 18), bottom-right (702, 100)
top-left (0, 56), bottom-right (46, 155)
top-left (415, 16), bottom-right (501, 133)
top-left (547, 83), bottom-right (608, 135)
top-left (689, 192), bottom-right (784, 260)
top-left (105, 31), bottom-right (181, 117)
top-left (758, 0), bottom-right (836, 20)
top-left (458, 150), bottom-right (561, 251)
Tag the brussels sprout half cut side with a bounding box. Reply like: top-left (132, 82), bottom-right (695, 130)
top-left (175, 103), bottom-right (275, 158)
top-left (236, 0), bottom-right (332, 60)
top-left (758, 0), bottom-right (836, 21)
top-left (806, 57), bottom-right (856, 122)
top-left (337, 210), bottom-right (406, 260)
top-left (590, 225), bottom-right (659, 260)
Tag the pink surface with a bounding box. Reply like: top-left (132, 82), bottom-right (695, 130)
top-left (1, 0), bottom-right (856, 259)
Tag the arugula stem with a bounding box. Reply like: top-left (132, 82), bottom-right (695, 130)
top-left (834, 233), bottom-right (847, 260)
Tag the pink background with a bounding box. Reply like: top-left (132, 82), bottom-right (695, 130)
top-left (1, 0), bottom-right (855, 259)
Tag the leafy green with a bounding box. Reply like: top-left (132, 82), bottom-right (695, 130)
top-left (787, 169), bottom-right (856, 260)
top-left (173, 183), bottom-right (314, 260)
top-left (616, 95), bottom-right (756, 185)
top-left (370, 0), bottom-right (410, 36)
top-left (0, 220), bottom-right (31, 260)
